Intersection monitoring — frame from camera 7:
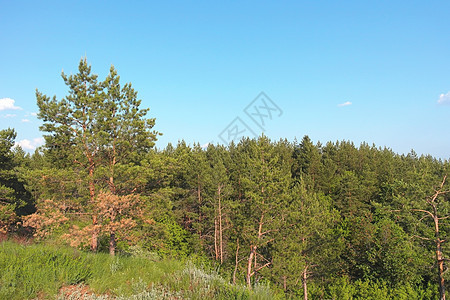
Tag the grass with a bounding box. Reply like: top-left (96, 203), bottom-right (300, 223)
top-left (0, 241), bottom-right (277, 299)
top-left (0, 241), bottom-right (91, 299)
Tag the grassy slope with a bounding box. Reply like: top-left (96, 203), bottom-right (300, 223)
top-left (0, 241), bottom-right (276, 300)
top-left (1, 241), bottom-right (438, 299)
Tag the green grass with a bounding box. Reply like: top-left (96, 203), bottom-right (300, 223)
top-left (0, 241), bottom-right (91, 299)
top-left (0, 241), bottom-right (277, 299)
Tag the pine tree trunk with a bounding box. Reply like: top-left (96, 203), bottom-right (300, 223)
top-left (197, 175), bottom-right (203, 240)
top-left (302, 266), bottom-right (308, 300)
top-left (214, 216), bottom-right (219, 260)
top-left (109, 232), bottom-right (116, 256)
top-left (437, 241), bottom-right (446, 300)
top-left (434, 213), bottom-right (446, 300)
top-left (246, 245), bottom-right (256, 289)
top-left (109, 135), bottom-right (116, 194)
top-left (91, 214), bottom-right (98, 252)
top-left (246, 212), bottom-right (266, 289)
top-left (88, 160), bottom-right (98, 252)
top-left (233, 238), bottom-right (239, 285)
top-left (218, 184), bottom-right (223, 264)
top-left (108, 139), bottom-right (117, 256)
top-left (89, 173), bottom-right (95, 203)
top-left (109, 174), bottom-right (115, 195)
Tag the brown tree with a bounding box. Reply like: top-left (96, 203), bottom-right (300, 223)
top-left (64, 192), bottom-right (142, 255)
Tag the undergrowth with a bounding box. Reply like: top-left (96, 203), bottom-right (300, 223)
top-left (0, 241), bottom-right (277, 299)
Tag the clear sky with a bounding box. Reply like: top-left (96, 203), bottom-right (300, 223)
top-left (1, 1), bottom-right (450, 158)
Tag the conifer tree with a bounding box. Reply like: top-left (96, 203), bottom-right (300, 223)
top-left (236, 135), bottom-right (291, 288)
top-left (34, 58), bottom-right (158, 252)
top-left (0, 129), bottom-right (32, 233)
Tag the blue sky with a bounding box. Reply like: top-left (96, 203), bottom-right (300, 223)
top-left (1, 1), bottom-right (450, 158)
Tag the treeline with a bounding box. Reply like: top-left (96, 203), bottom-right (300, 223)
top-left (3, 133), bottom-right (449, 298)
top-left (1, 60), bottom-right (449, 298)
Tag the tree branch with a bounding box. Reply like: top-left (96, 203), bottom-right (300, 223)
top-left (412, 209), bottom-right (434, 219)
top-left (411, 234), bottom-right (432, 241)
top-left (249, 262), bottom-right (272, 277)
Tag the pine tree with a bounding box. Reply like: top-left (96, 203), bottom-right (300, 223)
top-left (0, 129), bottom-right (32, 233)
top-left (34, 58), bottom-right (159, 252)
top-left (236, 135), bottom-right (291, 288)
top-left (271, 183), bottom-right (341, 298)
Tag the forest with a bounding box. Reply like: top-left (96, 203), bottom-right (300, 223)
top-left (1, 59), bottom-right (449, 299)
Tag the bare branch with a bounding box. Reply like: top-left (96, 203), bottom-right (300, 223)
top-left (419, 215), bottom-right (432, 222)
top-left (411, 234), bottom-right (432, 241)
top-left (250, 262), bottom-right (272, 277)
top-left (256, 252), bottom-right (271, 263)
top-left (260, 229), bottom-right (279, 236)
top-left (412, 209), bottom-right (434, 219)
top-left (259, 238), bottom-right (275, 247)
top-left (430, 175), bottom-right (448, 202)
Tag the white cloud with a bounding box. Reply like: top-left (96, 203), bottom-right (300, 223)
top-left (438, 92), bottom-right (450, 105)
top-left (338, 101), bottom-right (352, 107)
top-left (25, 112), bottom-right (38, 117)
top-left (0, 98), bottom-right (22, 111)
top-left (21, 119), bottom-right (31, 123)
top-left (201, 142), bottom-right (210, 149)
top-left (15, 137), bottom-right (44, 151)
top-left (4, 114), bottom-right (17, 118)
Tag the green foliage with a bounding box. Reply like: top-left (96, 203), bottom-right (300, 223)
top-left (154, 216), bottom-right (193, 257)
top-left (36, 58), bottom-right (159, 191)
top-left (0, 241), bottom-right (278, 299)
top-left (0, 129), bottom-right (33, 231)
top-left (342, 216), bottom-right (425, 286)
top-left (271, 182), bottom-right (342, 292)
top-left (310, 277), bottom-right (438, 300)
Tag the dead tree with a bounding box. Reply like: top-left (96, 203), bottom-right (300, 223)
top-left (413, 175), bottom-right (450, 300)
